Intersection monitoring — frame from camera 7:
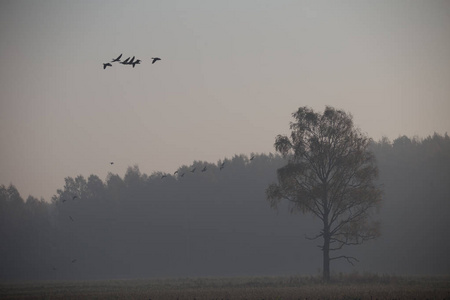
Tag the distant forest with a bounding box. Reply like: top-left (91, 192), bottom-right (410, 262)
top-left (1, 133), bottom-right (449, 281)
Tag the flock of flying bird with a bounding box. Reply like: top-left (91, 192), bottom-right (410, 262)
top-left (54, 55), bottom-right (254, 273)
top-left (103, 53), bottom-right (161, 69)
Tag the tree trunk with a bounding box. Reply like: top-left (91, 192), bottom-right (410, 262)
top-left (323, 233), bottom-right (330, 282)
top-left (322, 203), bottom-right (330, 282)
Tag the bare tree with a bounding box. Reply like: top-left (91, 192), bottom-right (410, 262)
top-left (266, 106), bottom-right (382, 281)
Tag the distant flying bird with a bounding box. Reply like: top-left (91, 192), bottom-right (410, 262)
top-left (121, 57), bottom-right (131, 64)
top-left (131, 59), bottom-right (141, 68)
top-left (180, 173), bottom-right (185, 177)
top-left (72, 196), bottom-right (78, 200)
top-left (161, 174), bottom-right (167, 179)
top-left (151, 57), bottom-right (161, 64)
top-left (190, 167), bottom-right (196, 173)
top-left (220, 162), bottom-right (225, 170)
top-left (69, 216), bottom-right (74, 222)
top-left (103, 63), bottom-right (112, 69)
top-left (250, 155), bottom-right (255, 161)
top-left (174, 171), bottom-right (178, 175)
top-left (62, 199), bottom-right (67, 203)
top-left (110, 162), bottom-right (114, 165)
top-left (111, 54), bottom-right (122, 62)
top-left (71, 259), bottom-right (77, 263)
top-left (128, 56), bottom-right (135, 65)
top-left (201, 166), bottom-right (207, 172)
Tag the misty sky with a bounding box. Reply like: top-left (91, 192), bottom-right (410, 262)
top-left (1, 0), bottom-right (449, 201)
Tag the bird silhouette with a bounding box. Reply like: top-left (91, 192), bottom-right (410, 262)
top-left (190, 167), bottom-right (196, 173)
top-left (62, 199), bottom-right (67, 203)
top-left (71, 259), bottom-right (77, 263)
top-left (180, 173), bottom-right (185, 177)
top-left (161, 174), bottom-right (167, 179)
top-left (110, 162), bottom-right (114, 165)
top-left (69, 216), bottom-right (74, 222)
top-left (201, 166), bottom-right (207, 172)
top-left (111, 54), bottom-right (122, 62)
top-left (131, 59), bottom-right (141, 68)
top-left (250, 155), bottom-right (255, 161)
top-left (151, 57), bottom-right (161, 64)
top-left (121, 57), bottom-right (131, 64)
top-left (220, 162), bottom-right (225, 170)
top-left (103, 63), bottom-right (112, 69)
top-left (174, 171), bottom-right (178, 175)
top-left (72, 196), bottom-right (78, 200)
top-left (128, 56), bottom-right (135, 65)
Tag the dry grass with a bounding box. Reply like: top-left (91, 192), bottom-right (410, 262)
top-left (1, 274), bottom-right (449, 300)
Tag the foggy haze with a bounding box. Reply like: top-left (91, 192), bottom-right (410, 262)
top-left (1, 0), bottom-right (450, 201)
top-left (1, 134), bottom-right (450, 280)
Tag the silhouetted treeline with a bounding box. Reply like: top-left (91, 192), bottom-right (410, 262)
top-left (1, 133), bottom-right (449, 280)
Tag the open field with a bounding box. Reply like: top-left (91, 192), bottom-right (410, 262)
top-left (1, 275), bottom-right (450, 300)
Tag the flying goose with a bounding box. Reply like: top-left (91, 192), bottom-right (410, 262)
top-left (131, 59), bottom-right (141, 68)
top-left (128, 56), bottom-right (135, 65)
top-left (111, 54), bottom-right (122, 62)
top-left (121, 57), bottom-right (131, 64)
top-left (103, 63), bottom-right (112, 69)
top-left (151, 57), bottom-right (161, 64)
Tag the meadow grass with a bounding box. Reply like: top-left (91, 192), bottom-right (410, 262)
top-left (1, 274), bottom-right (449, 300)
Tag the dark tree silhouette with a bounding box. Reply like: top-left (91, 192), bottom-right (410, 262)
top-left (266, 106), bottom-right (382, 281)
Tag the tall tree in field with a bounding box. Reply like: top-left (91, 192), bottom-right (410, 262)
top-left (266, 106), bottom-right (382, 281)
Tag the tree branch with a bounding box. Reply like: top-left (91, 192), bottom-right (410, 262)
top-left (329, 255), bottom-right (359, 265)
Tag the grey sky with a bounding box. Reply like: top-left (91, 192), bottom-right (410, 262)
top-left (1, 0), bottom-right (449, 201)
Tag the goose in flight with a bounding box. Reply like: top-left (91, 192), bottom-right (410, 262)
top-left (71, 259), bottom-right (77, 263)
top-left (69, 216), bottom-right (74, 222)
top-left (111, 54), bottom-right (122, 62)
top-left (161, 174), bottom-right (167, 179)
top-left (72, 196), bottom-right (78, 200)
top-left (220, 162), bottom-right (225, 170)
top-left (151, 57), bottom-right (161, 64)
top-left (121, 57), bottom-right (131, 64)
top-left (103, 63), bottom-right (112, 69)
top-left (190, 167), bottom-right (196, 173)
top-left (201, 166), bottom-right (207, 172)
top-left (180, 173), bottom-right (185, 177)
top-left (174, 171), bottom-right (178, 175)
top-left (128, 56), bottom-right (136, 65)
top-left (250, 155), bottom-right (255, 161)
top-left (110, 162), bottom-right (114, 165)
top-left (131, 59), bottom-right (141, 68)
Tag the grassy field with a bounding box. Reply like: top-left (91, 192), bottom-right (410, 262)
top-left (1, 274), bottom-right (449, 300)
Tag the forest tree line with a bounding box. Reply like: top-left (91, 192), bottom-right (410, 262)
top-left (1, 133), bottom-right (449, 280)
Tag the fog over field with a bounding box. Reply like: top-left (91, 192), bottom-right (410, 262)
top-left (1, 0), bottom-right (449, 282)
top-left (1, 134), bottom-right (450, 280)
